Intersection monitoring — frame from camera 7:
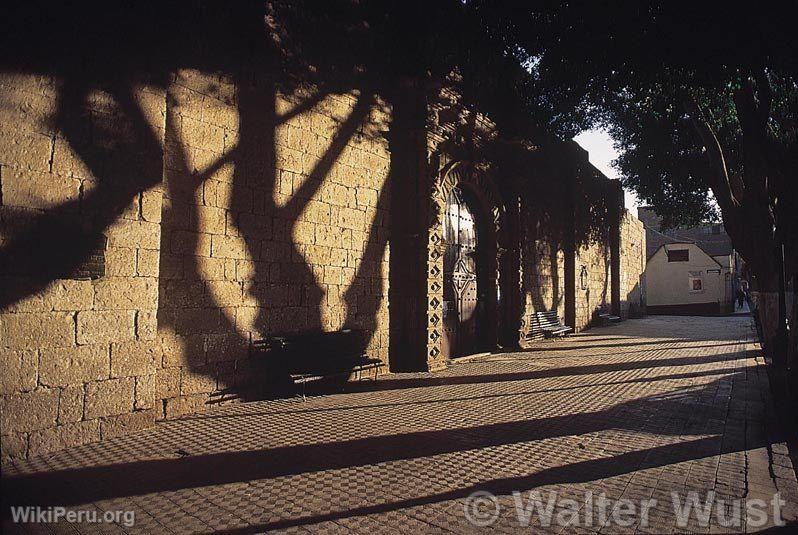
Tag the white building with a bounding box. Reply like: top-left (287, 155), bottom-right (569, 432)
top-left (638, 208), bottom-right (741, 316)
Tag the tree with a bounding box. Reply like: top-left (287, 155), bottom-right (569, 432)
top-left (480, 0), bottom-right (798, 372)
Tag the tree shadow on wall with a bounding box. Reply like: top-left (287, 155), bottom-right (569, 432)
top-left (520, 214), bottom-right (565, 336)
top-left (0, 1), bottom-right (537, 400)
top-left (155, 70), bottom-right (382, 400)
top-left (0, 3), bottom-right (399, 402)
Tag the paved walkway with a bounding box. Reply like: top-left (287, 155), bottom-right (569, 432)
top-left (3, 316), bottom-right (797, 533)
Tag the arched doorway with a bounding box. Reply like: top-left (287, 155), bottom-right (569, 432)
top-left (442, 186), bottom-right (488, 358)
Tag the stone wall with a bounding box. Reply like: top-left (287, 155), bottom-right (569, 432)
top-left (1, 74), bottom-right (167, 460)
top-left (619, 210), bottom-right (646, 318)
top-left (0, 70), bottom-right (646, 461)
top-left (0, 70), bottom-right (392, 460)
top-left (155, 72), bottom-right (391, 419)
top-left (519, 209), bottom-right (645, 339)
top-left (574, 241), bottom-right (612, 331)
top-left (519, 217), bottom-right (567, 338)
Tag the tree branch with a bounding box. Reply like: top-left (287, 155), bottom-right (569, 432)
top-left (681, 95), bottom-right (739, 210)
top-left (752, 67), bottom-right (773, 125)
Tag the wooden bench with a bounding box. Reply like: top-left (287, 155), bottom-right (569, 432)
top-left (596, 307), bottom-right (621, 325)
top-left (252, 329), bottom-right (383, 399)
top-left (526, 310), bottom-right (573, 341)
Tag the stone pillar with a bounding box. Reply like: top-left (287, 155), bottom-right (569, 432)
top-left (564, 170), bottom-right (577, 330)
top-left (388, 88), bottom-right (430, 372)
top-left (609, 181), bottom-right (623, 317)
top-left (500, 193), bottom-right (522, 348)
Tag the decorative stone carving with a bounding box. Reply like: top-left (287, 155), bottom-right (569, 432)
top-left (426, 159), bottom-right (508, 365)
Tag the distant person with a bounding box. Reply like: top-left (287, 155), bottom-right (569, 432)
top-left (737, 279), bottom-right (749, 310)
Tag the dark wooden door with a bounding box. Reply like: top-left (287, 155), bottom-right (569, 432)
top-left (442, 187), bottom-right (481, 358)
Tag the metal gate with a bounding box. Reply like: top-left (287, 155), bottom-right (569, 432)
top-left (442, 186), bottom-right (482, 358)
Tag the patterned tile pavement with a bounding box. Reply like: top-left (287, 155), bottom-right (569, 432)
top-left (3, 315), bottom-right (797, 533)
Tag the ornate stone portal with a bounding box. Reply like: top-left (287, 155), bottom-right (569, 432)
top-left (426, 160), bottom-right (508, 368)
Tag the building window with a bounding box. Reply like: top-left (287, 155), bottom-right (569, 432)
top-left (667, 249), bottom-right (689, 262)
top-left (688, 271), bottom-right (704, 293)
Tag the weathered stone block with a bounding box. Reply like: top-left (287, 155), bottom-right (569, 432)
top-left (338, 207), bottom-right (366, 230)
top-left (322, 266), bottom-right (343, 285)
top-left (171, 230), bottom-right (212, 256)
top-left (136, 310), bottom-right (158, 341)
top-left (136, 249), bottom-right (160, 277)
top-left (181, 368), bottom-right (217, 395)
top-left (275, 146), bottom-right (303, 174)
top-left (211, 234), bottom-right (248, 259)
top-left (0, 432), bottom-right (28, 462)
top-left (1, 168), bottom-right (81, 210)
top-left (196, 256), bottom-right (226, 281)
top-left (0, 129), bottom-right (52, 172)
top-left (94, 278), bottom-right (158, 310)
top-left (195, 205), bottom-right (227, 235)
top-left (204, 333), bottom-right (247, 363)
top-left (100, 410), bottom-right (156, 439)
top-left (234, 306), bottom-right (260, 336)
top-left (1, 312), bottom-right (75, 349)
top-left (0, 348), bottom-right (38, 394)
top-left (84, 378), bottom-right (135, 419)
top-left (39, 344), bottom-right (109, 387)
top-left (155, 367), bottom-right (181, 399)
top-left (0, 433), bottom-right (28, 463)
top-left (51, 138), bottom-right (93, 178)
top-left (58, 385), bottom-right (84, 424)
top-left (105, 246), bottom-right (137, 277)
top-left (110, 341), bottom-right (160, 378)
top-left (119, 191), bottom-right (141, 221)
top-left (293, 220), bottom-right (316, 246)
top-left (209, 280), bottom-right (242, 307)
top-left (0, 389), bottom-right (59, 433)
top-left (134, 375), bottom-right (156, 410)
top-left (163, 394), bottom-right (207, 419)
top-left (141, 189), bottom-right (163, 223)
top-left (50, 280), bottom-right (94, 311)
top-left (106, 219), bottom-right (160, 250)
top-left (28, 420), bottom-right (100, 457)
top-left (1, 280), bottom-right (51, 312)
top-left (160, 332), bottom-right (204, 367)
top-left (76, 310), bottom-right (136, 345)
top-left (315, 224), bottom-right (341, 248)
top-left (134, 86), bottom-right (167, 132)
top-left (181, 115), bottom-right (225, 151)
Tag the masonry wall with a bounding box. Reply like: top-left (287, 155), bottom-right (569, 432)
top-left (0, 74), bottom-right (167, 460)
top-left (519, 209), bottom-right (645, 339)
top-left (0, 70), bottom-right (392, 460)
top-left (156, 72), bottom-right (391, 419)
top-left (573, 241), bottom-right (612, 331)
top-left (1, 71), bottom-right (646, 462)
top-left (619, 210), bottom-right (646, 318)
top-left (519, 215), bottom-right (567, 339)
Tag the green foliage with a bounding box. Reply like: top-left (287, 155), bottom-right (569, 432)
top-left (474, 1), bottom-right (798, 227)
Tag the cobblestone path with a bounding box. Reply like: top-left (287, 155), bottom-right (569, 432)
top-left (3, 316), bottom-right (797, 533)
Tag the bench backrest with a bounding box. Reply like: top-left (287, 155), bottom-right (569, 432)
top-left (253, 329), bottom-right (368, 373)
top-left (526, 311), bottom-right (565, 341)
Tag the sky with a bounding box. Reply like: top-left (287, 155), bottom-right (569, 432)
top-left (573, 129), bottom-right (640, 216)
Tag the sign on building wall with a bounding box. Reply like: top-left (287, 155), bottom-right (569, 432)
top-left (688, 270), bottom-right (703, 293)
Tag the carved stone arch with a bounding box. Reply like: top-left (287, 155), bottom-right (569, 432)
top-left (426, 159), bottom-right (509, 367)
top-left (436, 160), bottom-right (505, 235)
